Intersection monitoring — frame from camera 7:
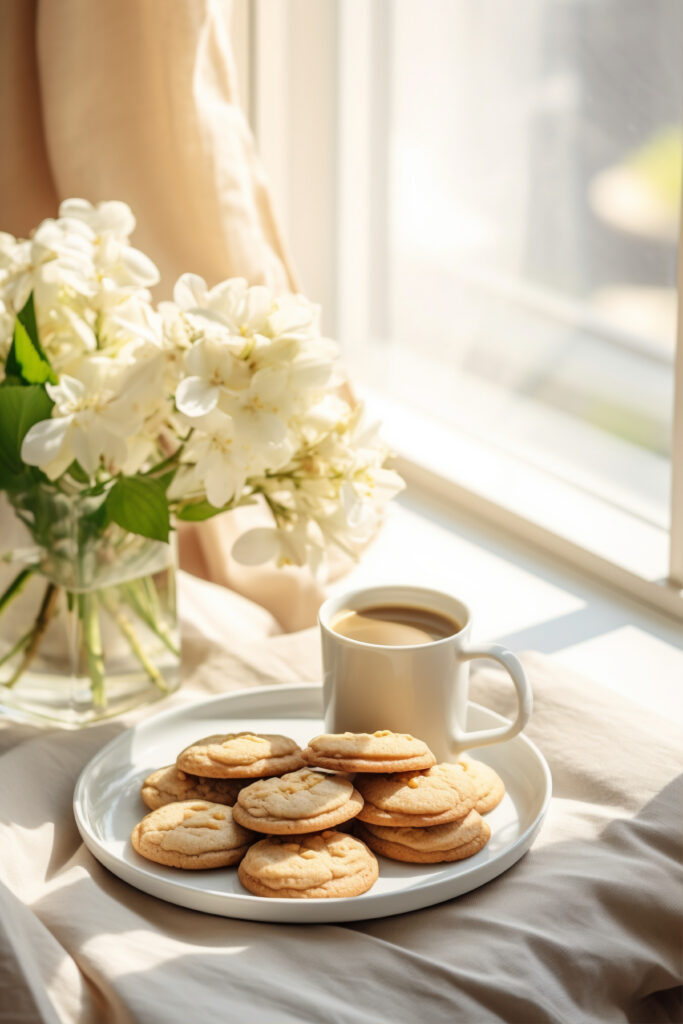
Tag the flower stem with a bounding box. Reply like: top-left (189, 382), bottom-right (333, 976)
top-left (0, 628), bottom-right (34, 672)
top-left (0, 567), bottom-right (33, 615)
top-left (122, 581), bottom-right (180, 656)
top-left (78, 592), bottom-right (106, 708)
top-left (5, 583), bottom-right (59, 687)
top-left (99, 593), bottom-right (168, 693)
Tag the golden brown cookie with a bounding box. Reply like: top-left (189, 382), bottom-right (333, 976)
top-left (176, 732), bottom-right (305, 779)
top-left (232, 768), bottom-right (364, 834)
top-left (131, 800), bottom-right (256, 869)
top-left (356, 810), bottom-right (491, 863)
top-left (301, 730), bottom-right (436, 774)
top-left (141, 765), bottom-right (245, 811)
top-left (355, 762), bottom-right (476, 826)
top-left (238, 830), bottom-right (379, 898)
top-left (456, 757), bottom-right (506, 814)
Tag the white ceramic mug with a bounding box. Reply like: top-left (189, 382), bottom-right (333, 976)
top-left (319, 584), bottom-right (533, 762)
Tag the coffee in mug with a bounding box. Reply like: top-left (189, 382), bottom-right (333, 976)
top-left (330, 604), bottom-right (460, 646)
top-left (319, 585), bottom-right (533, 762)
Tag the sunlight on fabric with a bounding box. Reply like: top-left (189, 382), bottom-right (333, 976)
top-left (80, 931), bottom-right (249, 972)
top-left (556, 626), bottom-right (683, 725)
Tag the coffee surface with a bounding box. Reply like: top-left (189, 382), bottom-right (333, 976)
top-left (331, 604), bottom-right (459, 646)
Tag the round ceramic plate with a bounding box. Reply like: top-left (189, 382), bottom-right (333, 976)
top-left (73, 684), bottom-right (552, 924)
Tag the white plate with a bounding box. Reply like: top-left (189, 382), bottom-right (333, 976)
top-left (73, 684), bottom-right (552, 924)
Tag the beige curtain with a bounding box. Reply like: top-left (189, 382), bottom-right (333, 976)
top-left (0, 0), bottom-right (325, 631)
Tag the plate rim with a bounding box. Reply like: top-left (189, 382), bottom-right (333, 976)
top-left (73, 683), bottom-right (553, 918)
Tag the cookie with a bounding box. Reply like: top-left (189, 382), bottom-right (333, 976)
top-left (238, 830), bottom-right (379, 898)
top-left (355, 762), bottom-right (476, 826)
top-left (131, 800), bottom-right (256, 869)
top-left (232, 768), bottom-right (364, 834)
top-left (356, 810), bottom-right (491, 863)
top-left (141, 765), bottom-right (245, 811)
top-left (301, 730), bottom-right (436, 773)
top-left (456, 757), bottom-right (505, 814)
top-left (176, 732), bottom-right (305, 779)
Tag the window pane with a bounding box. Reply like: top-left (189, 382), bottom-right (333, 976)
top-left (342, 0), bottom-right (681, 528)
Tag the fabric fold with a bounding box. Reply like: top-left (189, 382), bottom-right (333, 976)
top-left (0, 587), bottom-right (681, 1023)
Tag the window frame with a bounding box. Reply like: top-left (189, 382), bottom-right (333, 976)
top-left (243, 0), bottom-right (683, 620)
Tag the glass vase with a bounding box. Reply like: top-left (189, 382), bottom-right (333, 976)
top-left (0, 487), bottom-right (180, 727)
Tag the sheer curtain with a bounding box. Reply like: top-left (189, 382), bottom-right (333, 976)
top-left (0, 0), bottom-right (325, 630)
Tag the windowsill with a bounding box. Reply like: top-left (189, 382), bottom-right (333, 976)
top-left (355, 386), bottom-right (682, 620)
top-left (329, 486), bottom-right (683, 724)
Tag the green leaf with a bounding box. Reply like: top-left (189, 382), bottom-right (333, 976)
top-left (66, 460), bottom-right (90, 484)
top-left (175, 499), bottom-right (231, 522)
top-left (0, 384), bottom-right (54, 482)
top-left (106, 476), bottom-right (170, 542)
top-left (5, 293), bottom-right (58, 385)
top-left (151, 468), bottom-right (177, 494)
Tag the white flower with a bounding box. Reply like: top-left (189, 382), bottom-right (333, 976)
top-left (170, 411), bottom-right (247, 508)
top-left (59, 198), bottom-right (136, 238)
top-left (58, 198), bottom-right (159, 290)
top-left (265, 292), bottom-right (321, 342)
top-left (177, 348), bottom-right (291, 466)
top-left (0, 233), bottom-right (33, 313)
top-left (172, 276), bottom-right (337, 497)
top-left (174, 274), bottom-right (273, 338)
top-left (99, 294), bottom-right (164, 354)
top-left (31, 216), bottom-right (98, 298)
top-left (239, 402), bottom-right (404, 572)
top-left (21, 351), bottom-right (164, 479)
top-left (171, 404), bottom-right (291, 508)
top-left (157, 300), bottom-right (193, 390)
top-left (1, 204), bottom-right (404, 567)
top-left (0, 200), bottom-right (162, 375)
top-left (232, 519), bottom-right (324, 573)
top-left (176, 335), bottom-right (333, 423)
top-left (14, 274), bottom-right (403, 556)
top-left (175, 336), bottom-right (250, 416)
top-left (31, 206), bottom-right (158, 301)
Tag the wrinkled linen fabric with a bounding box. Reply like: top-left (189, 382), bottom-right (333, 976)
top-left (0, 0), bottom-right (327, 631)
top-left (0, 572), bottom-right (681, 1023)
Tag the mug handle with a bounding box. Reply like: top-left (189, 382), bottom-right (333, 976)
top-left (451, 643), bottom-right (533, 754)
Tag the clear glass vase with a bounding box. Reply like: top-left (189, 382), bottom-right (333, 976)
top-left (0, 487), bottom-right (180, 727)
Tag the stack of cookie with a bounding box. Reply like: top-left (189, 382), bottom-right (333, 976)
top-left (132, 731), bottom-right (306, 871)
top-left (130, 728), bottom-right (505, 899)
top-left (131, 730), bottom-right (380, 898)
top-left (235, 729), bottom-right (438, 898)
top-left (352, 757), bottom-right (504, 864)
top-left (302, 732), bottom-right (504, 866)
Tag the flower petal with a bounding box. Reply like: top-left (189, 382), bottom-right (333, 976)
top-left (233, 408), bottom-right (287, 448)
top-left (175, 376), bottom-right (220, 417)
top-left (290, 352), bottom-right (334, 391)
top-left (58, 197), bottom-right (94, 220)
top-left (46, 374), bottom-right (84, 409)
top-left (243, 285), bottom-right (272, 332)
top-left (71, 421), bottom-right (126, 474)
top-left (21, 417), bottom-right (70, 467)
top-left (173, 273), bottom-right (208, 309)
top-left (203, 453), bottom-right (242, 508)
top-left (251, 366), bottom-right (287, 403)
top-left (231, 527), bottom-right (281, 566)
top-left (120, 245), bottom-right (160, 287)
top-left (267, 295), bottom-right (318, 339)
top-left (96, 201), bottom-right (136, 237)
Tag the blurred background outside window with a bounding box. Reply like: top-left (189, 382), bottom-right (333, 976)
top-left (247, 0), bottom-right (682, 594)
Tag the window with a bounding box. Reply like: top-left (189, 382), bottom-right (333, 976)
top-left (246, 0), bottom-right (683, 614)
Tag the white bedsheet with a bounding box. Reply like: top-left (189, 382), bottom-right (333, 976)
top-left (0, 573), bottom-right (681, 1023)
